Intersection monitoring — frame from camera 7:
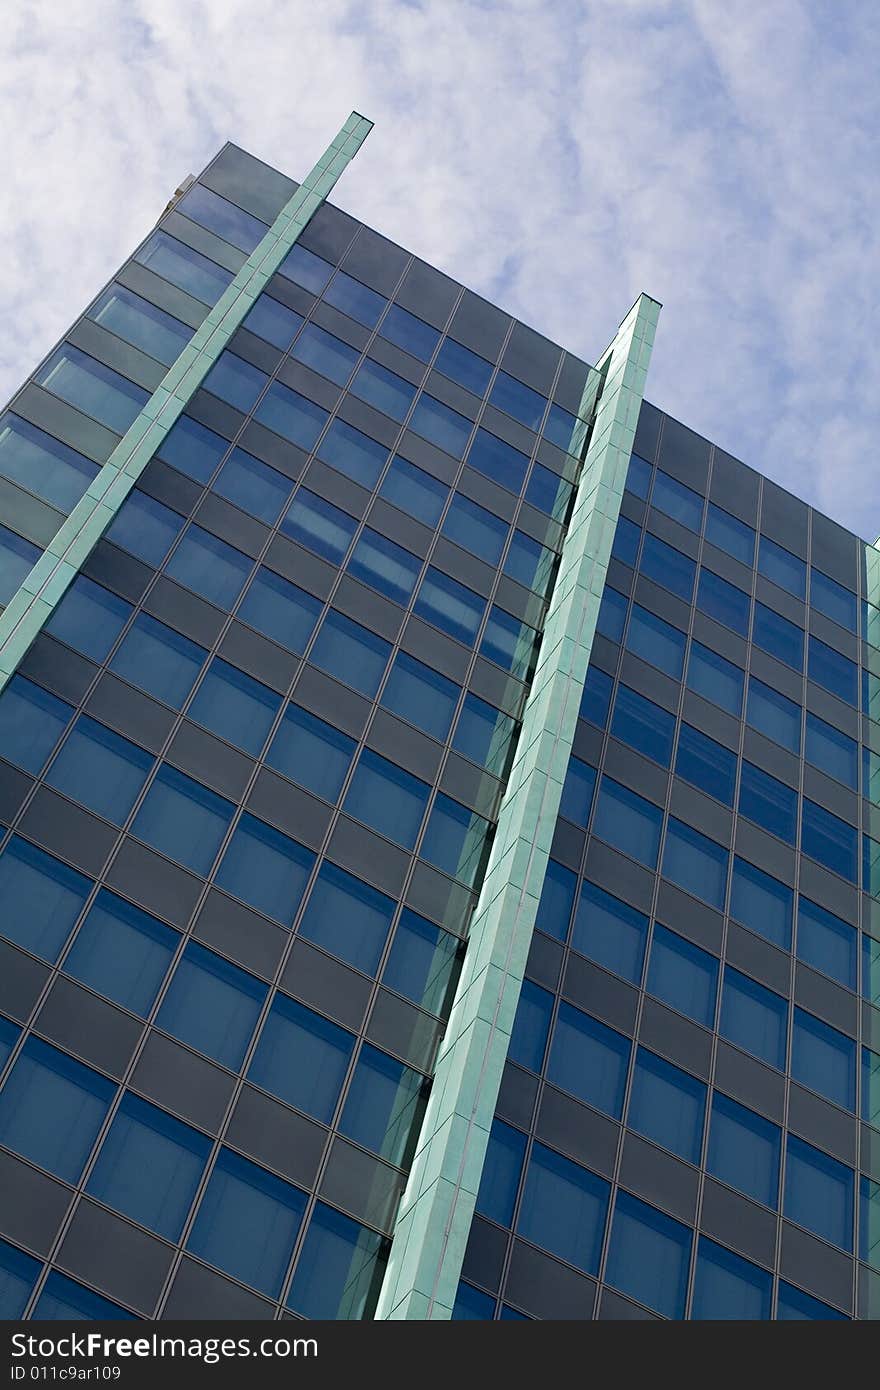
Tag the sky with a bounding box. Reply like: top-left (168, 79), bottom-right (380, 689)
top-left (2, 0), bottom-right (880, 537)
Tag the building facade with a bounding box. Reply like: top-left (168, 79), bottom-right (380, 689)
top-left (0, 115), bottom-right (876, 1322)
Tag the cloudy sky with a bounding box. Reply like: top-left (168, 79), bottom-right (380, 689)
top-left (2, 0), bottom-right (879, 537)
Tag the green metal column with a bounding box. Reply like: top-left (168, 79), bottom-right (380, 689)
top-left (0, 112), bottom-right (372, 695)
top-left (375, 293), bottom-right (661, 1320)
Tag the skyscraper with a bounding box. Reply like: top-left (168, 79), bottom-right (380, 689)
top-left (0, 113), bottom-right (875, 1322)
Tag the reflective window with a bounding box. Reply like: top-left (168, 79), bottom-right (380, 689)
top-left (238, 567), bottom-right (322, 654)
top-left (350, 359), bottom-right (416, 421)
top-left (414, 567), bottom-right (485, 646)
top-left (188, 657), bottom-right (280, 755)
top-left (37, 345), bottom-right (147, 433)
top-left (212, 448), bottom-right (292, 524)
top-left (571, 879), bottom-right (647, 984)
top-left (0, 1018), bottom-right (19, 1073)
top-left (534, 859), bottom-right (577, 942)
top-left (480, 605), bottom-right (539, 681)
top-left (612, 685), bottom-right (675, 766)
top-left (647, 924), bottom-right (718, 1027)
top-left (409, 395), bottom-right (472, 459)
top-left (758, 534), bottom-right (806, 598)
top-left (697, 568), bottom-right (750, 636)
top-left (32, 1273), bottom-right (132, 1321)
top-left (344, 749), bottom-right (430, 849)
top-left (739, 762), bottom-right (798, 844)
top-left (379, 304), bottom-right (439, 361)
top-left (452, 693), bottom-right (517, 777)
top-left (317, 418), bottom-right (388, 489)
top-left (290, 323), bottom-right (358, 385)
top-left (89, 283), bottom-right (191, 365)
top-left (525, 463), bottom-right (571, 520)
top-left (382, 651), bottom-right (460, 741)
top-left (547, 1003), bottom-right (630, 1118)
top-left (675, 723), bottom-right (736, 804)
top-left (347, 527), bottom-right (422, 605)
top-left (752, 602), bottom-right (804, 671)
top-left (640, 533), bottom-right (695, 601)
top-left (489, 371), bottom-right (546, 431)
top-left (777, 1282), bottom-right (847, 1320)
top-left (165, 524), bottom-right (252, 609)
top-left (0, 836), bottom-right (91, 962)
top-left (298, 862), bottom-right (395, 975)
top-left (135, 230), bottom-right (233, 304)
top-left (0, 415), bottom-right (97, 512)
top-left (593, 776), bottom-right (663, 868)
top-left (248, 994), bottom-right (353, 1121)
top-left (266, 704), bottom-right (355, 802)
top-left (508, 980), bottom-right (553, 1072)
top-left (707, 1092), bottom-right (780, 1207)
top-left (720, 966), bottom-right (788, 1070)
top-left (0, 675), bottom-right (71, 774)
top-left (476, 1120), bottom-right (527, 1228)
top-left (0, 525), bottom-right (39, 604)
top-left (625, 453), bottom-right (652, 499)
top-left (864, 1046), bottom-right (880, 1129)
top-left (596, 586), bottom-right (628, 643)
top-left (811, 569), bottom-right (857, 632)
top-left (383, 909), bottom-right (461, 1016)
top-left (340, 1043), bottom-right (426, 1166)
top-left (0, 1038), bottom-right (114, 1182)
top-left (784, 1134), bottom-right (853, 1251)
top-left (559, 754), bottom-right (597, 826)
top-left (323, 270), bottom-right (386, 326)
top-left (176, 183), bottom-right (266, 251)
top-left (802, 797), bottom-right (858, 882)
top-left (0, 1239), bottom-right (39, 1319)
top-left (662, 818), bottom-right (728, 909)
top-left (242, 295), bottom-right (302, 350)
top-left (435, 338), bottom-right (493, 397)
top-left (625, 604), bottom-right (686, 679)
top-left (310, 611), bottom-right (391, 697)
top-left (64, 889), bottom-right (177, 1015)
top-left (627, 1047), bottom-right (706, 1163)
top-left (157, 942), bottom-right (266, 1069)
top-left (808, 636), bottom-right (858, 706)
top-left (605, 1192), bottom-right (691, 1319)
top-left (105, 489), bottom-right (183, 566)
top-left (46, 716), bottom-right (152, 824)
top-left (651, 470), bottom-right (703, 531)
top-left (544, 402), bottom-right (580, 453)
top-left (201, 352), bottom-right (267, 413)
top-left (46, 574), bottom-right (131, 662)
top-left (611, 515), bottom-right (640, 568)
top-left (111, 614), bottom-right (206, 709)
top-left (452, 1283), bottom-right (495, 1320)
top-left (254, 382), bottom-right (327, 451)
top-left (862, 1175), bottom-right (880, 1271)
top-left (686, 640), bottom-right (744, 716)
top-left (378, 455), bottom-right (448, 526)
top-left (516, 1142), bottom-right (609, 1275)
top-left (805, 712), bottom-right (857, 788)
top-left (691, 1238), bottom-right (771, 1320)
top-left (705, 504), bottom-right (755, 565)
top-left (792, 1007), bottom-right (856, 1110)
top-left (156, 414), bottom-right (228, 484)
top-left (580, 664), bottom-right (613, 728)
top-left (420, 793), bottom-right (491, 887)
top-left (281, 487), bottom-right (357, 563)
top-left (279, 242), bottom-right (333, 294)
top-left (286, 1203), bottom-right (387, 1321)
top-left (442, 493), bottom-right (508, 565)
top-left (796, 896), bottom-right (856, 990)
top-left (215, 814), bottom-right (315, 925)
top-left (746, 677), bottom-right (801, 754)
top-left (730, 857), bottom-right (792, 950)
top-left (132, 765), bottom-right (234, 874)
top-left (466, 428), bottom-right (529, 493)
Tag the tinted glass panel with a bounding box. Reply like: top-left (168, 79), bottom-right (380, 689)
top-left (156, 942), bottom-right (265, 1069)
top-left (647, 924), bottom-right (718, 1027)
top-left (691, 1238), bottom-right (771, 1320)
top-left (720, 967), bottom-right (787, 1070)
top-left (686, 641), bottom-right (744, 716)
top-left (409, 396), bottom-right (472, 459)
top-left (317, 419), bottom-right (388, 489)
top-left (136, 230), bottom-right (233, 304)
top-left (705, 504), bottom-right (754, 565)
top-left (165, 525), bottom-right (252, 609)
top-left (344, 749), bottom-right (430, 849)
top-left (605, 1192), bottom-right (691, 1319)
top-left (752, 603), bottom-right (804, 671)
top-left (730, 857), bottom-right (793, 950)
top-left (37, 345), bottom-right (147, 433)
top-left (758, 535), bottom-right (805, 598)
top-left (697, 569), bottom-right (750, 636)
top-left (414, 567), bottom-right (485, 646)
top-left (64, 889), bottom-right (177, 1015)
top-left (248, 994), bottom-right (353, 1121)
top-left (652, 471), bottom-right (703, 530)
top-left (186, 1148), bottom-right (305, 1297)
top-left (298, 862), bottom-right (395, 975)
top-left (46, 575), bottom-right (131, 662)
top-left (132, 765), bottom-right (234, 875)
top-left (791, 1007), bottom-right (855, 1110)
top-left (281, 488), bottom-right (357, 563)
top-left (784, 1134), bottom-right (853, 1251)
top-left (707, 1092), bottom-right (780, 1208)
top-left (212, 448), bottom-right (292, 524)
top-left (90, 284), bottom-right (191, 366)
top-left (111, 614), bottom-right (206, 709)
top-left (802, 797), bottom-right (858, 882)
top-left (254, 382), bottom-right (327, 452)
top-left (805, 713), bottom-right (857, 788)
top-left (625, 605), bottom-right (685, 679)
top-left (238, 567), bottom-right (322, 654)
top-left (612, 685), bottom-right (675, 766)
top-left (466, 429), bottom-right (529, 494)
top-left (290, 323), bottom-right (359, 386)
top-left (547, 1003), bottom-right (630, 1118)
top-left (0, 1038), bottom-right (114, 1182)
top-left (349, 360), bottom-right (416, 421)
top-left (0, 415), bottom-right (98, 511)
top-left (215, 814), bottom-right (314, 925)
top-left (640, 533), bottom-right (695, 601)
top-left (746, 677), bottom-right (801, 754)
top-left (46, 716), bottom-right (152, 825)
top-left (382, 651), bottom-right (460, 742)
top-left (739, 762), bottom-right (798, 844)
top-left (675, 723), bottom-right (736, 804)
top-left (0, 836), bottom-right (91, 962)
top-left (796, 896), bottom-right (856, 990)
top-left (517, 1142), bottom-right (609, 1275)
top-left (188, 658), bottom-right (280, 756)
top-left (242, 295), bottom-right (303, 350)
top-left (435, 338), bottom-right (493, 396)
top-left (310, 611), bottom-right (391, 697)
top-left (572, 880), bottom-right (648, 984)
top-left (808, 636), bottom-right (858, 706)
top-left (627, 1047), bottom-right (705, 1163)
top-left (662, 818), bottom-right (728, 909)
top-left (0, 676), bottom-right (71, 774)
top-left (379, 304), bottom-right (440, 361)
top-left (593, 777), bottom-right (662, 868)
top-left (379, 456), bottom-right (448, 526)
top-left (266, 704), bottom-right (355, 802)
top-left (347, 528), bottom-right (422, 606)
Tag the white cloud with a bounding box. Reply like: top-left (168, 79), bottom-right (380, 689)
top-left (2, 0), bottom-right (879, 535)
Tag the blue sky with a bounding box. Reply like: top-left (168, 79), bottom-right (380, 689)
top-left (2, 0), bottom-right (879, 536)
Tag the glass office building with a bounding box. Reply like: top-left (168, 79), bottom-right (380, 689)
top-left (0, 116), bottom-right (876, 1322)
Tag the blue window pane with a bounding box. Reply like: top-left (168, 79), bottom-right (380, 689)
top-left (784, 1134), bottom-right (853, 1251)
top-left (503, 530), bottom-right (556, 598)
top-left (350, 359), bottom-right (416, 421)
top-left (383, 909), bottom-right (461, 1016)
top-left (0, 676), bottom-right (71, 774)
top-left (266, 704), bottom-right (355, 801)
top-left (187, 1148), bottom-right (306, 1297)
top-left (758, 535), bottom-right (806, 598)
top-left (508, 980), bottom-right (553, 1072)
top-left (489, 371), bottom-right (546, 431)
top-left (32, 1273), bottom-right (133, 1321)
top-left (705, 504), bottom-right (755, 565)
top-left (559, 754), bottom-right (597, 826)
top-left (707, 1092), bottom-right (780, 1207)
top-left (612, 685), bottom-right (675, 766)
top-left (379, 455), bottom-right (448, 526)
top-left (697, 568), bottom-right (750, 635)
top-left (596, 586), bottom-right (628, 642)
top-left (803, 797), bottom-right (858, 882)
top-left (242, 295), bottom-right (302, 350)
top-left (625, 453), bottom-right (652, 499)
top-left (340, 1043), bottom-right (426, 1166)
top-left (212, 448), bottom-right (292, 524)
top-left (580, 664), bottom-right (613, 728)
top-left (132, 765), bottom-right (234, 875)
top-left (777, 1281), bottom-right (847, 1320)
top-left (323, 270), bottom-right (386, 326)
top-left (106, 486), bottom-right (184, 564)
top-left (290, 322), bottom-right (358, 385)
top-left (278, 242), bottom-right (333, 293)
top-left (863, 1046), bottom-right (880, 1128)
top-left (435, 337), bottom-right (493, 396)
top-left (0, 525), bottom-right (39, 604)
top-left (347, 528), bottom-right (421, 606)
top-left (419, 793), bottom-right (490, 889)
top-left (692, 1238), bottom-right (771, 1320)
top-left (46, 716), bottom-right (152, 824)
top-left (382, 651), bottom-right (460, 741)
top-left (46, 574), bottom-right (131, 662)
top-left (238, 567), bottom-right (322, 655)
top-left (452, 1283), bottom-right (495, 1319)
top-left (37, 345), bottom-right (147, 433)
top-left (547, 1003), bottom-right (630, 1118)
top-left (534, 859), bottom-right (577, 942)
top-left (640, 533), bottom-right (695, 601)
top-left (865, 933), bottom-right (880, 1007)
top-left (752, 602), bottom-right (804, 671)
top-left (452, 693), bottom-right (517, 777)
top-left (805, 713), bottom-right (857, 788)
top-left (625, 604), bottom-right (686, 679)
top-left (808, 636), bottom-right (858, 705)
top-left (866, 834), bottom-right (880, 899)
top-left (286, 1203), bottom-right (387, 1321)
top-left (379, 304), bottom-right (439, 361)
top-left (611, 515), bottom-right (640, 567)
top-left (344, 748), bottom-right (430, 850)
top-left (409, 395), bottom-right (472, 459)
top-left (0, 1238), bottom-right (39, 1318)
top-left (739, 762), bottom-right (798, 844)
top-left (165, 524), bottom-right (252, 608)
top-left (792, 1007), bottom-right (855, 1110)
top-left (443, 492), bottom-right (508, 565)
top-left (0, 1018), bottom-right (19, 1072)
top-left (662, 818), bottom-right (728, 908)
top-left (310, 611), bottom-right (391, 697)
top-left (0, 1038), bottom-right (114, 1182)
top-left (157, 942), bottom-right (265, 1069)
top-left (414, 567), bottom-right (485, 646)
top-left (544, 402), bottom-right (580, 453)
top-left (176, 183), bottom-right (266, 252)
top-left (90, 283), bottom-right (191, 366)
top-left (796, 896), bottom-right (856, 990)
top-left (248, 994), bottom-right (353, 1120)
top-left (202, 352), bottom-right (267, 413)
top-left (215, 814), bottom-right (315, 925)
top-left (686, 640), bottom-right (743, 715)
top-left (87, 1094), bottom-right (210, 1240)
top-left (651, 470), bottom-right (703, 530)
top-left (476, 1120), bottom-right (526, 1228)
top-left (156, 414), bottom-right (228, 484)
top-left (317, 418), bottom-right (388, 489)
top-left (572, 880), bottom-right (648, 984)
top-left (517, 1142), bottom-right (609, 1275)
top-left (721, 966), bottom-right (788, 1070)
top-left (188, 657), bottom-right (280, 755)
top-left (298, 862), bottom-right (395, 975)
top-left (628, 1047), bottom-right (706, 1163)
top-left (730, 857), bottom-right (793, 950)
top-left (0, 836), bottom-right (91, 961)
top-left (647, 924), bottom-right (718, 1027)
top-left (525, 463), bottom-right (572, 521)
top-left (111, 613), bottom-right (206, 709)
top-left (811, 569), bottom-right (857, 632)
top-left (605, 1192), bottom-right (691, 1318)
top-left (861, 1175), bottom-right (880, 1270)
top-left (480, 605), bottom-right (539, 681)
top-left (466, 428), bottom-right (529, 493)
top-left (281, 487), bottom-right (357, 563)
top-left (136, 230), bottom-right (233, 305)
top-left (0, 414), bottom-right (97, 511)
top-left (746, 677), bottom-right (801, 753)
top-left (254, 382), bottom-right (327, 451)
top-left (675, 723), bottom-right (736, 804)
top-left (593, 776), bottom-right (663, 869)
top-left (64, 889), bottom-right (177, 1015)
